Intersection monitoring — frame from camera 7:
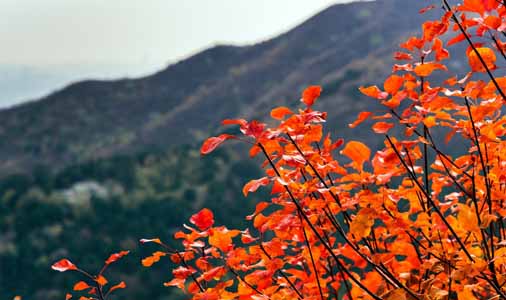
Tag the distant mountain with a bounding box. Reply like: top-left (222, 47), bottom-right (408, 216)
top-left (0, 0), bottom-right (439, 176)
top-left (0, 64), bottom-right (159, 108)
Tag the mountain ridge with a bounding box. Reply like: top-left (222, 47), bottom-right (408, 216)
top-left (0, 0), bottom-right (434, 176)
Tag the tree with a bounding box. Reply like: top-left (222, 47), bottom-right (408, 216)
top-left (54, 1), bottom-right (506, 299)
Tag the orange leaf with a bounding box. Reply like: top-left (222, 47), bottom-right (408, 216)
top-left (447, 33), bottom-right (466, 46)
top-left (190, 208), bottom-right (215, 231)
top-left (209, 227), bottom-right (240, 252)
top-left (105, 250), bottom-right (129, 265)
top-left (359, 85), bottom-right (388, 99)
top-left (246, 201), bottom-right (270, 220)
top-left (350, 209), bottom-right (375, 239)
top-left (385, 289), bottom-right (407, 300)
top-left (423, 116), bottom-right (437, 128)
top-left (414, 62), bottom-right (447, 77)
top-left (393, 51), bottom-right (413, 60)
top-left (51, 259), bottom-right (77, 272)
top-left (73, 281), bottom-right (90, 291)
top-left (401, 36), bottom-right (425, 51)
top-left (65, 294), bottom-right (72, 300)
top-left (200, 134), bottom-right (234, 155)
top-left (243, 177), bottom-right (270, 196)
top-left (383, 75), bottom-right (404, 94)
top-left (108, 281), bottom-right (127, 294)
top-left (458, 204), bottom-right (478, 232)
top-left (348, 111), bottom-right (372, 128)
top-left (270, 106), bottom-right (293, 120)
top-left (372, 122), bottom-right (394, 134)
top-left (432, 38), bottom-right (449, 61)
top-left (484, 15), bottom-right (501, 29)
top-left (341, 141), bottom-right (370, 170)
top-left (164, 278), bottom-right (186, 290)
top-left (457, 285), bottom-right (478, 300)
top-left (139, 238), bottom-right (162, 244)
top-left (468, 47), bottom-right (496, 72)
top-left (95, 275), bottom-right (108, 287)
top-left (142, 251), bottom-right (167, 267)
top-left (301, 86), bottom-right (322, 106)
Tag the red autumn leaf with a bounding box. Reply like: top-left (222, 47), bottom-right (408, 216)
top-left (202, 266), bottom-right (227, 281)
top-left (419, 4), bottom-right (435, 14)
top-left (65, 294), bottom-right (72, 300)
top-left (242, 177), bottom-right (270, 196)
top-left (222, 119), bottom-right (247, 126)
top-left (394, 51), bottom-right (413, 60)
top-left (246, 201), bottom-right (270, 220)
top-left (105, 250), bottom-right (129, 265)
top-left (400, 36), bottom-right (425, 50)
top-left (240, 120), bottom-right (265, 138)
top-left (51, 259), bottom-right (77, 272)
top-left (458, 0), bottom-right (486, 15)
top-left (241, 229), bottom-right (258, 244)
top-left (422, 20), bottom-right (448, 42)
top-left (270, 178), bottom-right (285, 194)
top-left (372, 122), bottom-right (395, 134)
top-left (200, 134), bottom-right (234, 155)
top-left (349, 111), bottom-right (372, 128)
top-left (468, 47), bottom-right (496, 72)
top-left (301, 85), bottom-right (322, 106)
top-left (414, 62), bottom-right (447, 77)
top-left (73, 281), bottom-right (90, 291)
top-left (393, 51), bottom-right (413, 60)
top-left (392, 63), bottom-right (413, 72)
top-left (432, 38), bottom-right (449, 61)
top-left (190, 208), bottom-right (215, 231)
top-left (447, 33), bottom-right (466, 46)
top-left (359, 85), bottom-right (388, 99)
top-left (383, 74), bottom-right (404, 94)
top-left (270, 106), bottom-right (293, 120)
top-left (173, 266), bottom-right (196, 279)
top-left (108, 281), bottom-right (127, 294)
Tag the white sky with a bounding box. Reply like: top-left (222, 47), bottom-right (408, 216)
top-left (0, 0), bottom-right (350, 70)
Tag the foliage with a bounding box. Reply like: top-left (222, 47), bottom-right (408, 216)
top-left (51, 253), bottom-right (129, 300)
top-left (52, 1), bottom-right (506, 299)
top-left (1, 147), bottom-right (261, 300)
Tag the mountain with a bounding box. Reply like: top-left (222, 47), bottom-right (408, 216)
top-left (0, 64), bottom-right (159, 108)
top-left (0, 0), bottom-right (436, 176)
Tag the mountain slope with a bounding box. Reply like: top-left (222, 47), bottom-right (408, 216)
top-left (0, 0), bottom-right (435, 175)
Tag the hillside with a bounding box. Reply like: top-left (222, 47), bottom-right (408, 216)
top-left (0, 0), bottom-right (433, 175)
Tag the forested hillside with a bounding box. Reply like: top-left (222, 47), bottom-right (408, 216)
top-left (0, 0), bottom-right (432, 176)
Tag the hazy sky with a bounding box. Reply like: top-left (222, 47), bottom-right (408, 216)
top-left (1, 0), bottom-right (352, 71)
